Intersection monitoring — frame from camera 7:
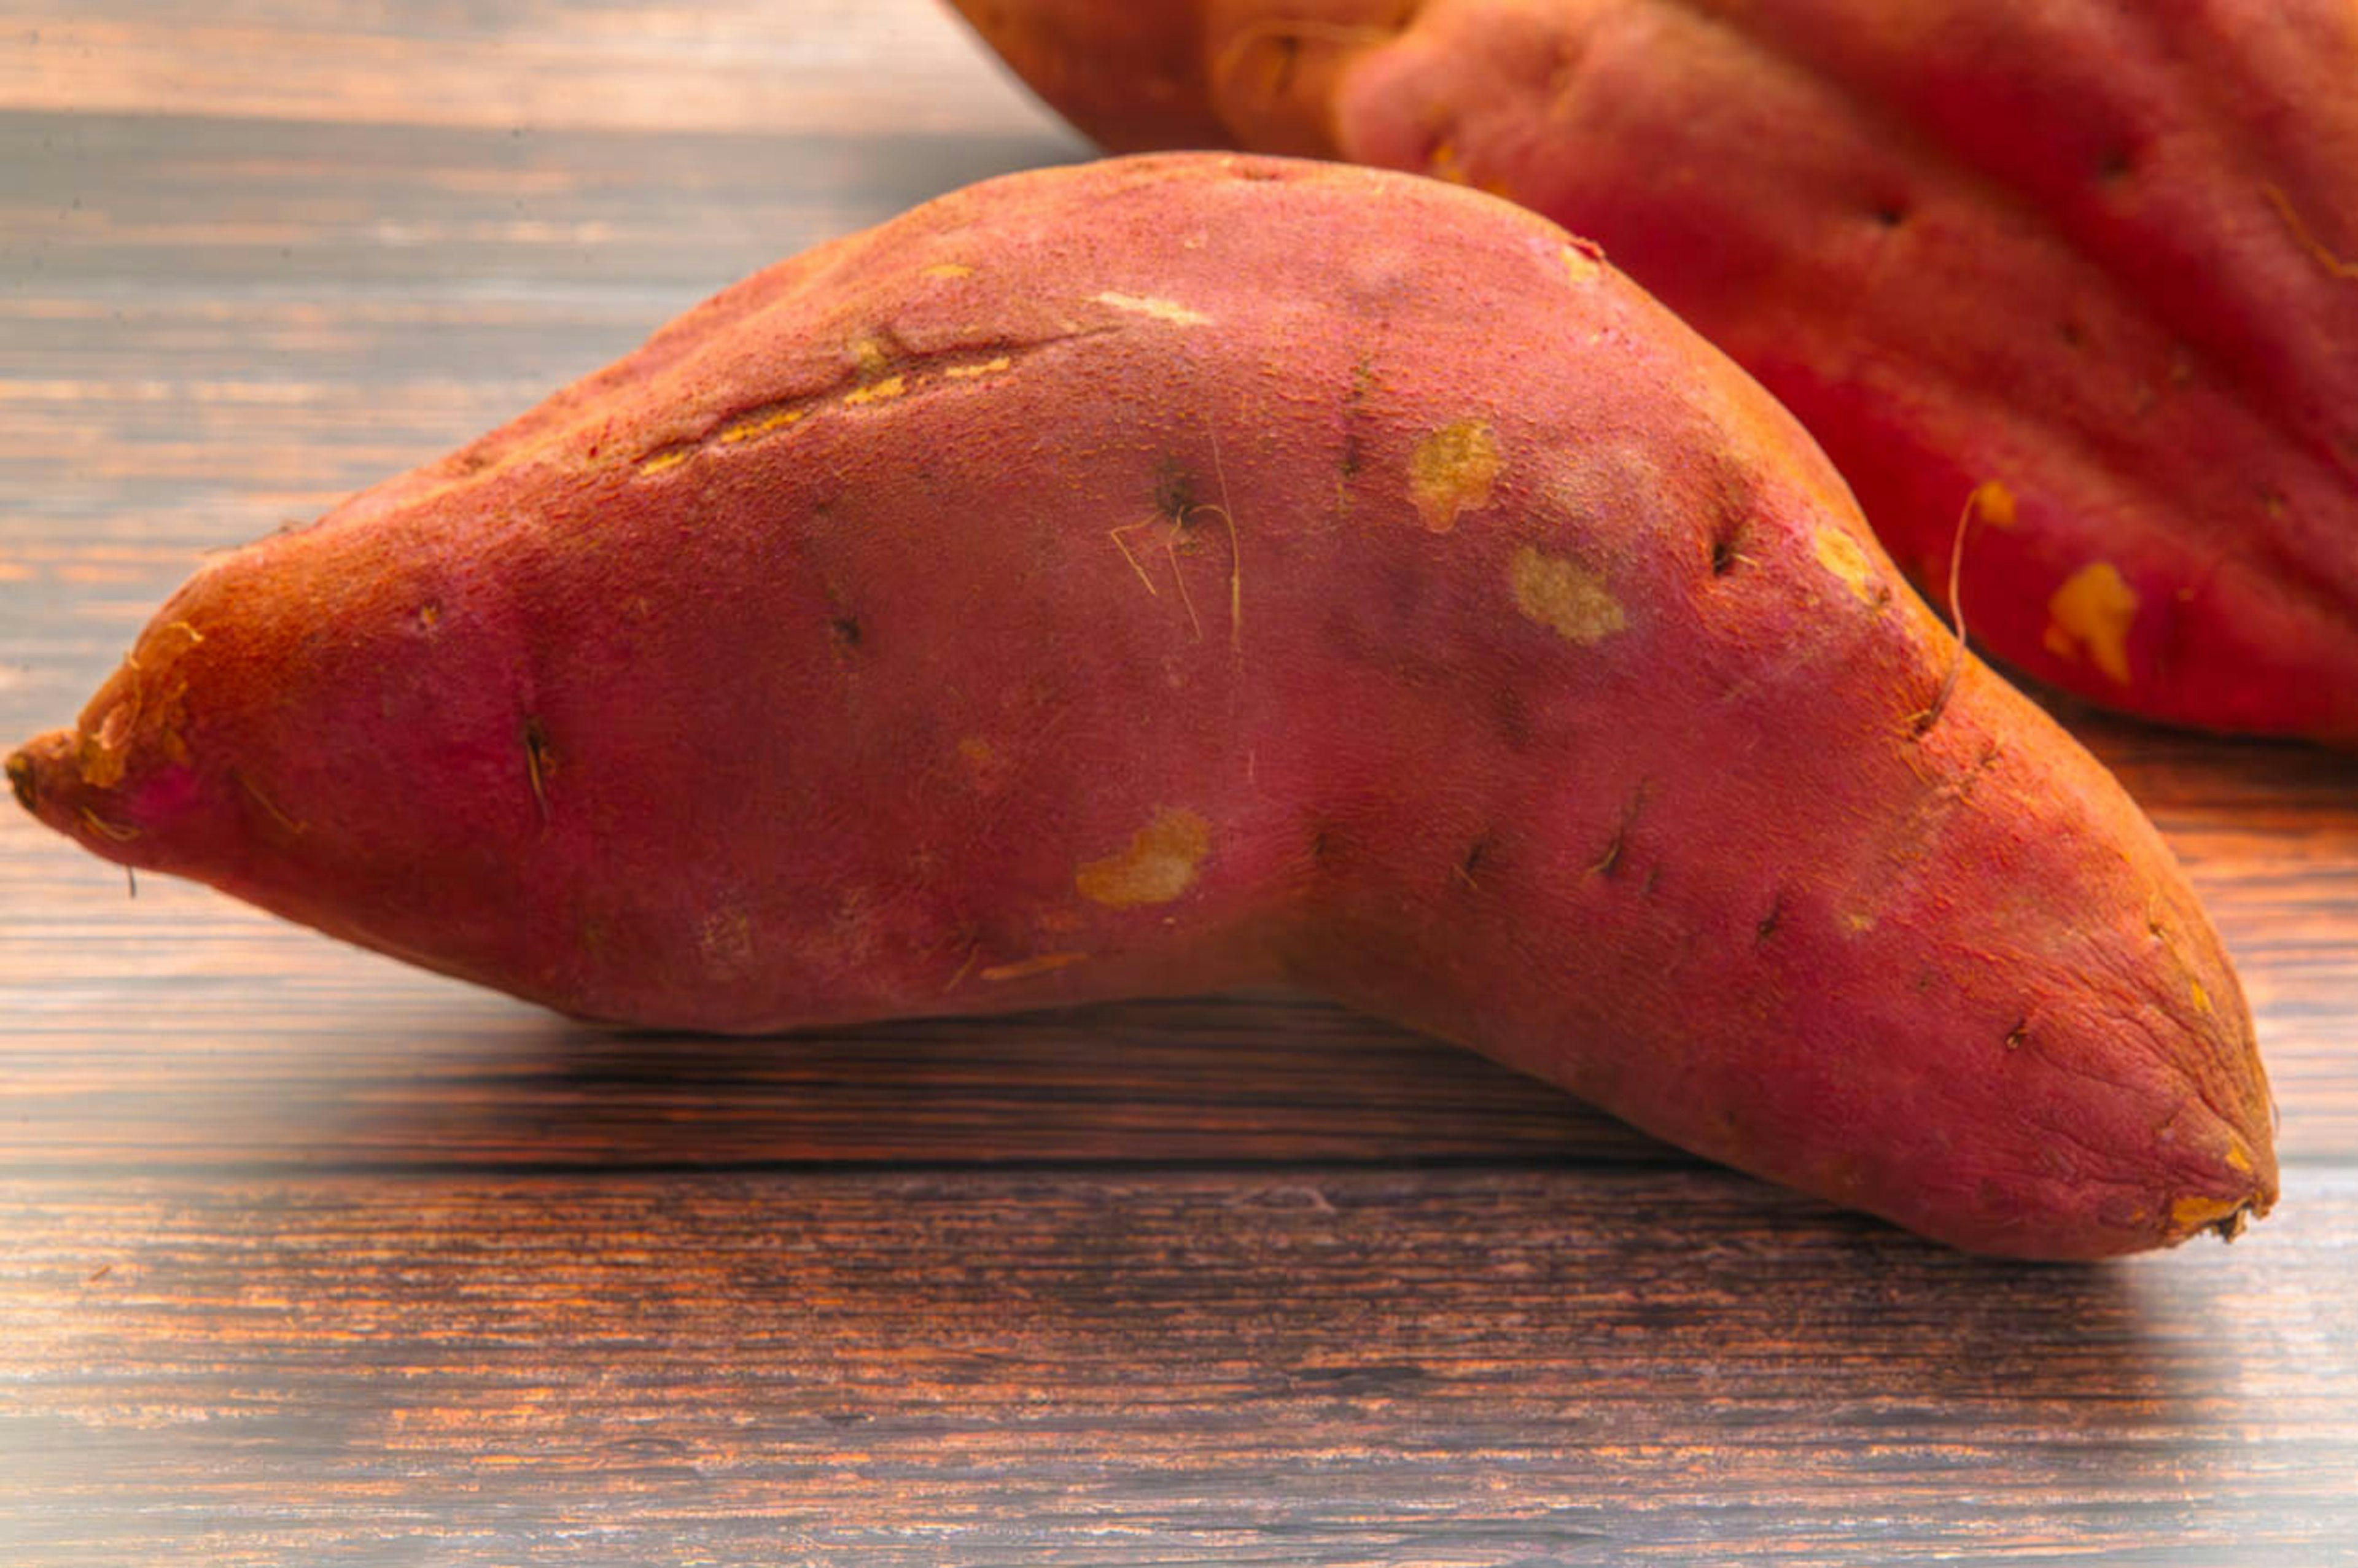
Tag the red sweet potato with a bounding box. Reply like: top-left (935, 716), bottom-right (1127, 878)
top-left (947, 0), bottom-right (2358, 743)
top-left (7, 153), bottom-right (2273, 1257)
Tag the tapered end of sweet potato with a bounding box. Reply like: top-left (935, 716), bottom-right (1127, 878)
top-left (14, 721), bottom-right (194, 873)
top-left (5, 742), bottom-right (39, 817)
top-left (10, 723), bottom-right (189, 862)
top-left (7, 584), bottom-right (246, 881)
top-left (4, 517), bottom-right (554, 1003)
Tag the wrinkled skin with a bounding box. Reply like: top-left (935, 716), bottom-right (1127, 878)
top-left (9, 155), bottom-right (2273, 1257)
top-left (948, 0), bottom-right (2358, 743)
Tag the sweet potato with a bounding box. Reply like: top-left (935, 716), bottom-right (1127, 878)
top-left (7, 153), bottom-right (2273, 1258)
top-left (947, 0), bottom-right (2358, 743)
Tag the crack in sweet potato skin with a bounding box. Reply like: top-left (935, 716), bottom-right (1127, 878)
top-left (6, 153), bottom-right (2273, 1260)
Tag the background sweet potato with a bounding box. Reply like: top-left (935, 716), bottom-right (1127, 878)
top-left (946, 0), bottom-right (2358, 744)
top-left (7, 152), bottom-right (2273, 1258)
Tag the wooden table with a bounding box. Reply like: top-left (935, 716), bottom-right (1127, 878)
top-left (4, 4), bottom-right (2356, 1561)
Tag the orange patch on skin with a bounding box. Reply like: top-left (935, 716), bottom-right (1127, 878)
top-left (2168, 1191), bottom-right (2252, 1240)
top-left (1408, 419), bottom-right (1501, 533)
top-left (2044, 562), bottom-right (2139, 685)
top-left (979, 951), bottom-right (1087, 983)
top-left (79, 702), bottom-right (134, 788)
top-left (1970, 478), bottom-right (2018, 529)
top-left (1075, 807), bottom-right (1212, 908)
top-left (77, 621), bottom-right (203, 786)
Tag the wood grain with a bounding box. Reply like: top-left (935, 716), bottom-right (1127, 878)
top-left (4, 1167), bottom-right (2356, 1566)
top-left (0, 0), bottom-right (1059, 135)
top-left (3, 1), bottom-right (2357, 1562)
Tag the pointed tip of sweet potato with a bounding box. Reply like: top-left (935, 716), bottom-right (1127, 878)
top-left (8, 729), bottom-right (99, 847)
top-left (4, 741), bottom-right (36, 817)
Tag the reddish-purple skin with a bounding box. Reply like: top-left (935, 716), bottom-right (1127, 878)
top-left (947, 0), bottom-right (2358, 743)
top-left (7, 155), bottom-right (2272, 1258)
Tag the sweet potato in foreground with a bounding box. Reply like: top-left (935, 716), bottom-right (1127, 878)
top-left (947, 0), bottom-right (2358, 743)
top-left (8, 154), bottom-right (2272, 1257)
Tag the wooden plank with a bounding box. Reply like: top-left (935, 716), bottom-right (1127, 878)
top-left (0, 0), bottom-right (1059, 136)
top-left (2, 1166), bottom-right (2354, 1565)
top-left (0, 109), bottom-right (1080, 311)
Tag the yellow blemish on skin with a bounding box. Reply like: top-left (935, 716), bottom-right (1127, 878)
top-left (1562, 244), bottom-right (1603, 285)
top-left (922, 262), bottom-right (976, 279)
top-left (1509, 544), bottom-right (1625, 644)
top-left (637, 449), bottom-right (690, 477)
top-left (944, 357), bottom-right (1013, 380)
top-left (1810, 528), bottom-right (1881, 606)
top-left (2044, 561), bottom-right (2140, 685)
top-left (957, 737), bottom-right (997, 768)
top-left (1969, 478), bottom-right (2017, 529)
top-left (2191, 976), bottom-right (2214, 1015)
top-left (1428, 139), bottom-right (1471, 185)
top-left (1407, 419), bottom-right (1501, 533)
top-left (844, 376), bottom-right (908, 406)
top-left (979, 951), bottom-right (1087, 983)
top-left (2169, 1192), bottom-right (2250, 1238)
top-left (850, 337), bottom-right (895, 376)
top-left (1075, 806), bottom-right (1212, 909)
top-left (2225, 1141), bottom-right (2254, 1176)
top-left (1091, 291), bottom-right (1213, 327)
top-left (721, 408), bottom-right (804, 443)
top-left (1844, 911), bottom-right (1877, 934)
